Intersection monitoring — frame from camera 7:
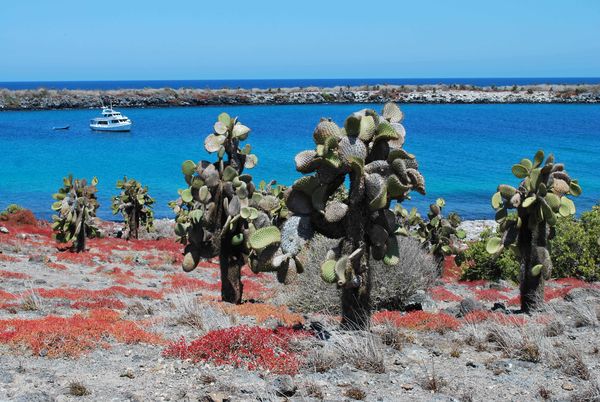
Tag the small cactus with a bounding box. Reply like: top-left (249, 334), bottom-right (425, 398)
top-left (51, 175), bottom-right (99, 252)
top-left (290, 102), bottom-right (425, 329)
top-left (486, 150), bottom-right (581, 312)
top-left (396, 198), bottom-right (467, 267)
top-left (111, 177), bottom-right (155, 240)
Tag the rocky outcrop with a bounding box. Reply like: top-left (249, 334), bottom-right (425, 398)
top-left (1, 84), bottom-right (599, 110)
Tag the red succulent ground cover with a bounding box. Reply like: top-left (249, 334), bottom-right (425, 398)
top-left (474, 288), bottom-right (510, 302)
top-left (33, 286), bottom-right (163, 301)
top-left (462, 310), bottom-right (528, 326)
top-left (0, 308), bottom-right (162, 357)
top-left (0, 269), bottom-right (30, 280)
top-left (458, 279), bottom-right (488, 288)
top-left (373, 310), bottom-right (461, 332)
top-left (165, 273), bottom-right (220, 292)
top-left (71, 298), bottom-right (127, 310)
top-left (0, 254), bottom-right (19, 262)
top-left (162, 325), bottom-right (309, 375)
top-left (45, 261), bottom-right (68, 271)
top-left (429, 286), bottom-right (462, 302)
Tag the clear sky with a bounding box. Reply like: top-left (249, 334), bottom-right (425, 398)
top-left (1, 0), bottom-right (599, 81)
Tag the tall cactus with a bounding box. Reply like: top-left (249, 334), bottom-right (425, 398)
top-left (486, 150), bottom-right (581, 312)
top-left (170, 112), bottom-right (281, 304)
top-left (290, 102), bottom-right (425, 329)
top-left (51, 175), bottom-right (100, 252)
top-left (111, 177), bottom-right (155, 240)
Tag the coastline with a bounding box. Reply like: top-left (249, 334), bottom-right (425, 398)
top-left (1, 83), bottom-right (599, 111)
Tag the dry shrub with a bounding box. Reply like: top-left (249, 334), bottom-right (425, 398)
top-left (553, 346), bottom-right (591, 380)
top-left (538, 386), bottom-right (551, 400)
top-left (373, 322), bottom-right (412, 351)
top-left (344, 387), bottom-right (366, 400)
top-left (306, 331), bottom-right (385, 374)
top-left (571, 381), bottom-right (600, 402)
top-left (280, 235), bottom-right (436, 314)
top-left (276, 234), bottom-right (341, 314)
top-left (68, 381), bottom-right (90, 396)
top-left (304, 382), bottom-right (324, 400)
top-left (485, 319), bottom-right (550, 363)
top-left (371, 237), bottom-right (437, 310)
top-left (420, 359), bottom-right (447, 392)
top-left (168, 290), bottom-right (234, 332)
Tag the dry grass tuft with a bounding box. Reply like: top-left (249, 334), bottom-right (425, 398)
top-left (420, 359), bottom-right (447, 393)
top-left (344, 387), bottom-right (366, 400)
top-left (306, 330), bottom-right (385, 374)
top-left (538, 386), bottom-right (551, 400)
top-left (304, 382), bottom-right (324, 400)
top-left (68, 381), bottom-right (90, 397)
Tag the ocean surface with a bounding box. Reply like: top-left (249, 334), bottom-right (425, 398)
top-left (1, 103), bottom-right (599, 221)
top-left (1, 78), bottom-right (600, 91)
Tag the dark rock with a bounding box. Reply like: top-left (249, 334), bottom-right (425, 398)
top-left (404, 291), bottom-right (437, 312)
top-left (466, 361), bottom-right (478, 368)
top-left (491, 302), bottom-right (508, 312)
top-left (459, 297), bottom-right (484, 316)
top-left (272, 375), bottom-right (297, 397)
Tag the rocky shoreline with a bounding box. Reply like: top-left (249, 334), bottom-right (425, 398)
top-left (1, 83), bottom-right (599, 110)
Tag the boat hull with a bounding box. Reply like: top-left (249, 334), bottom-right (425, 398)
top-left (90, 122), bottom-right (132, 132)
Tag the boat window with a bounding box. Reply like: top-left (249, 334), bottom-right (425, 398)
top-left (98, 121), bottom-right (108, 125)
top-left (111, 120), bottom-right (120, 124)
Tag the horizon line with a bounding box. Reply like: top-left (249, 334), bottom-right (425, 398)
top-left (2, 76), bottom-right (600, 84)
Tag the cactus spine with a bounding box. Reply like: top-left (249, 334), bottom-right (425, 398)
top-left (291, 103), bottom-right (425, 329)
top-left (51, 175), bottom-right (100, 252)
top-left (111, 177), bottom-right (155, 240)
top-left (487, 150), bottom-right (581, 312)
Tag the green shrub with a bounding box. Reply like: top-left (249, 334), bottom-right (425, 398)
top-left (0, 204), bottom-right (24, 218)
top-left (581, 204), bottom-right (600, 264)
top-left (550, 213), bottom-right (599, 281)
top-left (457, 228), bottom-right (519, 283)
top-left (459, 204), bottom-right (600, 283)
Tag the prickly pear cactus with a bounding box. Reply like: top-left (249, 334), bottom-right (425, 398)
top-left (51, 175), bottom-right (100, 252)
top-left (396, 198), bottom-right (467, 266)
top-left (486, 150), bottom-right (581, 312)
top-left (246, 180), bottom-right (312, 285)
top-left (111, 177), bottom-right (155, 240)
top-left (290, 102), bottom-right (425, 329)
top-left (170, 113), bottom-right (282, 303)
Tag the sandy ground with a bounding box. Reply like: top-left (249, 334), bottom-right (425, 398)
top-left (0, 217), bottom-right (599, 402)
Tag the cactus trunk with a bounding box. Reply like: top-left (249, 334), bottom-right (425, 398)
top-left (518, 214), bottom-right (547, 313)
top-left (341, 172), bottom-right (372, 330)
top-left (220, 238), bottom-right (244, 304)
top-left (75, 206), bottom-right (86, 253)
top-left (129, 207), bottom-right (139, 240)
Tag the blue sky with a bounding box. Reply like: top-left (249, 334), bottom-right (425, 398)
top-left (1, 0), bottom-right (599, 81)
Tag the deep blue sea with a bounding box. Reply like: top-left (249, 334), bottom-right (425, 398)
top-left (1, 78), bottom-right (600, 91)
top-left (1, 103), bottom-right (599, 221)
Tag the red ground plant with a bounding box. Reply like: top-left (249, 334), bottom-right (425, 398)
top-left (0, 270), bottom-right (30, 280)
top-left (474, 288), bottom-right (510, 302)
top-left (429, 286), bottom-right (462, 302)
top-left (162, 325), bottom-right (308, 375)
top-left (0, 308), bottom-right (162, 357)
top-left (34, 286), bottom-right (162, 301)
top-left (373, 310), bottom-right (461, 333)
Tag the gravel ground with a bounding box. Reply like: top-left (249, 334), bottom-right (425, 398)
top-left (0, 219), bottom-right (598, 401)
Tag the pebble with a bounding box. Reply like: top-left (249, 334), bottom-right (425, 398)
top-left (400, 383), bottom-right (414, 390)
top-left (0, 226), bottom-right (8, 234)
top-left (562, 382), bottom-right (575, 391)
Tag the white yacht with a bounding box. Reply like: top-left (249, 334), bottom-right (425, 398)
top-left (90, 106), bottom-right (132, 132)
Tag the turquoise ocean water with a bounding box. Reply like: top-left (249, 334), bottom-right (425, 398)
top-left (1, 103), bottom-right (599, 220)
